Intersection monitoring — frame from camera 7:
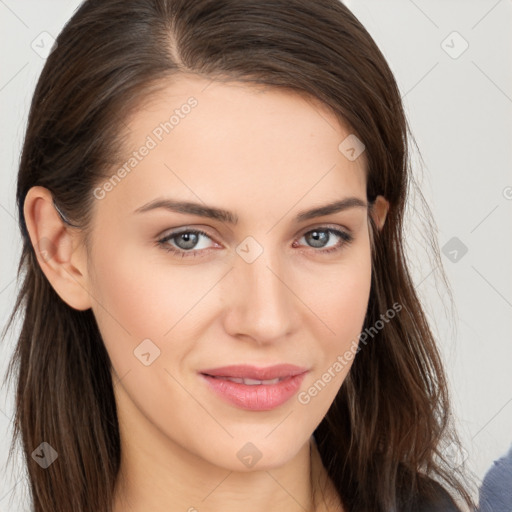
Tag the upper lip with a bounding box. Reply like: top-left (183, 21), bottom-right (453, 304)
top-left (200, 364), bottom-right (308, 380)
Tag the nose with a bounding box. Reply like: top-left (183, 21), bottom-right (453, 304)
top-left (222, 245), bottom-right (298, 345)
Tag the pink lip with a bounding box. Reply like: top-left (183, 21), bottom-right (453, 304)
top-left (199, 364), bottom-right (308, 411)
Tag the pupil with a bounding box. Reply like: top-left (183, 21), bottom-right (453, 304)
top-left (309, 230), bottom-right (328, 248)
top-left (178, 232), bottom-right (198, 249)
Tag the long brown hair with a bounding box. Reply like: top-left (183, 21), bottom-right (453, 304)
top-left (2, 0), bottom-right (477, 510)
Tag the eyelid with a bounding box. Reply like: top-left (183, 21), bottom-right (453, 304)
top-left (156, 222), bottom-right (354, 258)
top-left (157, 222), bottom-right (352, 244)
top-left (299, 222), bottom-right (353, 235)
top-left (157, 224), bottom-right (218, 240)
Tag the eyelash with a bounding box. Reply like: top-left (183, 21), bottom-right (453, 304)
top-left (156, 226), bottom-right (354, 259)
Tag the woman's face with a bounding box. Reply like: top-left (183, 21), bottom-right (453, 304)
top-left (82, 75), bottom-right (384, 471)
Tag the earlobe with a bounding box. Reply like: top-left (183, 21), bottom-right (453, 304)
top-left (23, 186), bottom-right (92, 311)
top-left (371, 195), bottom-right (390, 231)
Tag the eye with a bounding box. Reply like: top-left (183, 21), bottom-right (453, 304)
top-left (156, 226), bottom-right (354, 258)
top-left (157, 228), bottom-right (217, 258)
top-left (294, 227), bottom-right (353, 255)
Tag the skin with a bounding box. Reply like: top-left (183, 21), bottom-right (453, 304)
top-left (24, 75), bottom-right (389, 512)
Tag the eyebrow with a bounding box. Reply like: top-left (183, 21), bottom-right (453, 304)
top-left (133, 196), bottom-right (368, 224)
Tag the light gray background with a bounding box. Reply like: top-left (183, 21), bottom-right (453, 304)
top-left (1, 1), bottom-right (511, 510)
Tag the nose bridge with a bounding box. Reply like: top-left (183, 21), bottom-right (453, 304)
top-left (226, 238), bottom-right (295, 342)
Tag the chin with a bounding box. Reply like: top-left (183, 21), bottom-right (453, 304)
top-left (196, 432), bottom-right (310, 473)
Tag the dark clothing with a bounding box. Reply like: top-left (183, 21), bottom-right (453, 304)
top-left (416, 485), bottom-right (461, 511)
top-left (407, 477), bottom-right (462, 512)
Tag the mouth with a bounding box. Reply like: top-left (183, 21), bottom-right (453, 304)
top-left (198, 364), bottom-right (309, 411)
top-left (202, 375), bottom-right (288, 385)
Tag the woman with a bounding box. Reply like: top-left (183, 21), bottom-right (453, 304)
top-left (2, 0), bottom-right (477, 510)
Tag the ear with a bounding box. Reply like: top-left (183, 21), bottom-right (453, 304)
top-left (370, 195), bottom-right (389, 231)
top-left (23, 186), bottom-right (93, 310)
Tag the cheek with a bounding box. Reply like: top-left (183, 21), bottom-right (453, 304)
top-left (86, 236), bottom-right (222, 372)
top-left (89, 251), bottom-right (160, 337)
top-left (85, 236), bottom-right (174, 372)
top-left (309, 241), bottom-right (372, 344)
top-left (295, 244), bottom-right (372, 414)
top-left (88, 237), bottom-right (179, 331)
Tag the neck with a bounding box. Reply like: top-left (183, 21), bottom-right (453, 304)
top-left (113, 440), bottom-right (319, 512)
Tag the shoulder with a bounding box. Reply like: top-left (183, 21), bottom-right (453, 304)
top-left (479, 444), bottom-right (512, 511)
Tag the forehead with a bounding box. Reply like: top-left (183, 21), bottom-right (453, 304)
top-left (100, 75), bottom-right (368, 219)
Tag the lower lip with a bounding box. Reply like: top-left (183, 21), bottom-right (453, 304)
top-left (200, 372), bottom-right (307, 411)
